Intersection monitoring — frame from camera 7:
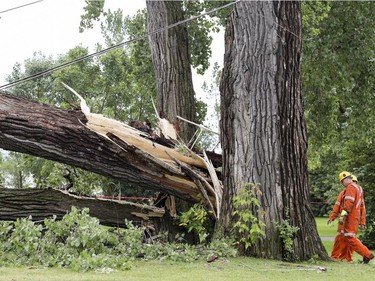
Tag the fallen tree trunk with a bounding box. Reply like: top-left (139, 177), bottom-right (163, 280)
top-left (0, 90), bottom-right (220, 211)
top-left (0, 188), bottom-right (164, 228)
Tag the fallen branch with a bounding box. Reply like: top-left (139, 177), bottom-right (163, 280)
top-left (0, 188), bottom-right (165, 227)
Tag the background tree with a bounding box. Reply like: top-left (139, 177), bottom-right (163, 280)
top-left (0, 152), bottom-right (32, 189)
top-left (146, 0), bottom-right (198, 142)
top-left (218, 1), bottom-right (326, 260)
top-left (302, 1), bottom-right (375, 246)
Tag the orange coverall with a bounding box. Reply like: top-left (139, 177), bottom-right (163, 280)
top-left (342, 182), bottom-right (372, 260)
top-left (329, 190), bottom-right (351, 261)
top-left (329, 188), bottom-right (366, 262)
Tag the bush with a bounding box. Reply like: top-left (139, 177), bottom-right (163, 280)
top-left (232, 184), bottom-right (265, 252)
top-left (359, 217), bottom-right (375, 249)
top-left (0, 207), bottom-right (237, 271)
top-left (0, 208), bottom-right (134, 271)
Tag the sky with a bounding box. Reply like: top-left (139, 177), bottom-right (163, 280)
top-left (0, 0), bottom-right (224, 93)
top-left (0, 0), bottom-right (147, 86)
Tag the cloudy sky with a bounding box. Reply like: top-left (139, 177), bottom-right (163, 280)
top-left (0, 0), bottom-right (146, 86)
top-left (0, 0), bottom-right (224, 88)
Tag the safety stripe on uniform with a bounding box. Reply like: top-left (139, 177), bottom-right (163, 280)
top-left (356, 199), bottom-right (362, 209)
top-left (344, 232), bottom-right (356, 237)
top-left (345, 196), bottom-right (355, 201)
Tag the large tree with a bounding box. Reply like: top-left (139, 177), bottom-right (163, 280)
top-left (146, 0), bottom-right (196, 142)
top-left (218, 1), bottom-right (327, 260)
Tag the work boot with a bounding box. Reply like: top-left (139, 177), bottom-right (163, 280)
top-left (362, 253), bottom-right (374, 264)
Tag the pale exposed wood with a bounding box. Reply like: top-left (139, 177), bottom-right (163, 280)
top-left (107, 133), bottom-right (184, 176)
top-left (63, 82), bottom-right (206, 169)
top-left (157, 118), bottom-right (178, 140)
top-left (164, 196), bottom-right (177, 218)
top-left (86, 115), bottom-right (206, 167)
top-left (152, 99), bottom-right (178, 141)
top-left (202, 150), bottom-right (223, 218)
top-left (172, 156), bottom-right (217, 220)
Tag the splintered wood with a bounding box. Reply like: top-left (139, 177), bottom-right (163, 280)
top-left (62, 83), bottom-right (222, 219)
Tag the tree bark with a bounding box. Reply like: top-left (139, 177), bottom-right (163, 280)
top-left (145, 1), bottom-right (205, 243)
top-left (0, 90), bottom-right (217, 208)
top-left (146, 0), bottom-right (196, 142)
top-left (0, 188), bottom-right (164, 228)
top-left (218, 1), bottom-right (327, 260)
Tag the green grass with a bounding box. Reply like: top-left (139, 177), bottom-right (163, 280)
top-left (0, 218), bottom-right (373, 281)
top-left (315, 217), bottom-right (336, 255)
top-left (315, 217), bottom-right (339, 237)
top-left (1, 257), bottom-right (374, 281)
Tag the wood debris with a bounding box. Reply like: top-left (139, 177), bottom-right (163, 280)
top-left (62, 83), bottom-right (223, 218)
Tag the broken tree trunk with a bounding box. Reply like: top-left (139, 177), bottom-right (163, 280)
top-left (0, 188), bottom-right (164, 228)
top-left (0, 90), bottom-right (221, 218)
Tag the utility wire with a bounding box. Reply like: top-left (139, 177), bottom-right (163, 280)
top-left (0, 0), bottom-right (43, 14)
top-left (0, 0), bottom-right (240, 90)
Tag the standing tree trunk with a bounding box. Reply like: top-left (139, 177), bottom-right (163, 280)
top-left (146, 1), bottom-right (201, 243)
top-left (146, 0), bottom-right (196, 143)
top-left (218, 1), bottom-right (327, 260)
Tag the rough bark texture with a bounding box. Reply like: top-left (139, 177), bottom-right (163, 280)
top-left (0, 91), bottom-right (217, 206)
top-left (146, 0), bottom-right (196, 142)
top-left (0, 188), bottom-right (164, 228)
top-left (219, 1), bottom-right (327, 260)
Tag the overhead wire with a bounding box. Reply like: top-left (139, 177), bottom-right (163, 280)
top-left (0, 0), bottom-right (43, 15)
top-left (0, 0), bottom-right (240, 90)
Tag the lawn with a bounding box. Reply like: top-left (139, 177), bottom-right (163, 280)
top-left (1, 257), bottom-right (374, 281)
top-left (316, 216), bottom-right (336, 255)
top-left (315, 217), bottom-right (338, 237)
top-left (0, 218), bottom-right (373, 281)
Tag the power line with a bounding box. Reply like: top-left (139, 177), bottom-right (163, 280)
top-left (0, 0), bottom-right (239, 90)
top-left (0, 0), bottom-right (43, 14)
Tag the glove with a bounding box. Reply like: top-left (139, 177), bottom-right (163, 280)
top-left (359, 225), bottom-right (366, 230)
top-left (327, 219), bottom-right (333, 225)
top-left (341, 210), bottom-right (348, 216)
top-left (339, 210), bottom-right (348, 225)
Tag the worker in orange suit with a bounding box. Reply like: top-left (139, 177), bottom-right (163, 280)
top-left (328, 189), bottom-right (349, 261)
top-left (338, 171), bottom-right (374, 264)
top-left (328, 175), bottom-right (365, 262)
